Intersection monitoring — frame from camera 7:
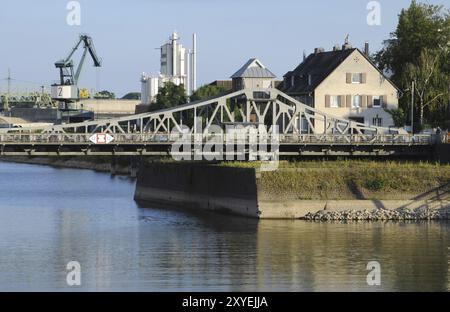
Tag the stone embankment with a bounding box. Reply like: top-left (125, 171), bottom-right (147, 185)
top-left (304, 207), bottom-right (450, 222)
top-left (0, 156), bottom-right (139, 176)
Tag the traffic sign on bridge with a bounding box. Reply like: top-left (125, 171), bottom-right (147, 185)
top-left (89, 133), bottom-right (114, 144)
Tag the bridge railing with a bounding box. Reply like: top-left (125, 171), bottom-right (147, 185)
top-left (0, 132), bottom-right (435, 145)
top-left (280, 134), bottom-right (434, 145)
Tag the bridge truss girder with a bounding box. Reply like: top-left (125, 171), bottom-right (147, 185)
top-left (4, 88), bottom-right (398, 139)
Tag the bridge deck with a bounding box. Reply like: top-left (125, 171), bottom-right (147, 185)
top-left (0, 133), bottom-right (437, 157)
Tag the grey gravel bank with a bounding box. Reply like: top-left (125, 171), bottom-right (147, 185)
top-left (304, 207), bottom-right (450, 222)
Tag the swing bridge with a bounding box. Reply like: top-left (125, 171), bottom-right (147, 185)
top-left (0, 88), bottom-right (440, 158)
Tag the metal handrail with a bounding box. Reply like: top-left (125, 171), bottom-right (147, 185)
top-left (0, 133), bottom-right (434, 145)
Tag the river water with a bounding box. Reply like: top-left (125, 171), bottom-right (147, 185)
top-left (0, 161), bottom-right (449, 292)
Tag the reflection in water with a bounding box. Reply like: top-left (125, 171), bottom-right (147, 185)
top-left (0, 161), bottom-right (448, 291)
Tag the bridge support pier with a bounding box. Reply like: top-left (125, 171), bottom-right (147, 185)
top-left (129, 157), bottom-right (139, 178)
top-left (110, 157), bottom-right (118, 175)
top-left (434, 144), bottom-right (450, 164)
top-left (108, 156), bottom-right (141, 177)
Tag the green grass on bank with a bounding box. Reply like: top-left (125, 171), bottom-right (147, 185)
top-left (219, 159), bottom-right (449, 170)
top-left (152, 159), bottom-right (450, 200)
top-left (251, 160), bottom-right (450, 200)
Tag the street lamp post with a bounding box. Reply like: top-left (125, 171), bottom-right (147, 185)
top-left (411, 80), bottom-right (415, 134)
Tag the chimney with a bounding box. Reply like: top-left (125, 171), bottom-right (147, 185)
top-left (333, 44), bottom-right (341, 51)
top-left (342, 43), bottom-right (353, 50)
top-left (342, 34), bottom-right (352, 50)
top-left (186, 49), bottom-right (191, 96)
top-left (314, 47), bottom-right (325, 54)
top-left (191, 33), bottom-right (197, 93)
top-left (364, 42), bottom-right (370, 57)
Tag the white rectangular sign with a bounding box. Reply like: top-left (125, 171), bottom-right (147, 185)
top-left (89, 133), bottom-right (114, 144)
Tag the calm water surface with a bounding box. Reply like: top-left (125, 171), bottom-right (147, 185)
top-left (0, 161), bottom-right (449, 291)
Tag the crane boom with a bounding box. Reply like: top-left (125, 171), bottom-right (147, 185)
top-left (73, 35), bottom-right (101, 84)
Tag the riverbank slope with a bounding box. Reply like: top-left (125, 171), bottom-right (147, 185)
top-left (135, 160), bottom-right (450, 219)
top-left (0, 156), bottom-right (135, 175)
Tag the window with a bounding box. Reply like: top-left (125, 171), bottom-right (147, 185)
top-left (352, 95), bottom-right (361, 108)
top-left (308, 75), bottom-right (312, 86)
top-left (352, 73), bottom-right (363, 84)
top-left (373, 96), bottom-right (382, 107)
top-left (372, 117), bottom-right (382, 127)
top-left (254, 91), bottom-right (270, 99)
top-left (291, 76), bottom-right (295, 87)
top-left (330, 95), bottom-right (341, 108)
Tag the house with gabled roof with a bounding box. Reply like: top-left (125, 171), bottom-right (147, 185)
top-left (278, 42), bottom-right (400, 132)
top-left (231, 58), bottom-right (277, 91)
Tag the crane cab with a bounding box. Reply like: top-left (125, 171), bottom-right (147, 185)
top-left (51, 84), bottom-right (79, 101)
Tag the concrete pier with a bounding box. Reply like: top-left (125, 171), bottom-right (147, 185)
top-left (435, 144), bottom-right (450, 164)
top-left (134, 162), bottom-right (260, 218)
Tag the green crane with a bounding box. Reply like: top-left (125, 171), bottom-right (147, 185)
top-left (51, 34), bottom-right (102, 107)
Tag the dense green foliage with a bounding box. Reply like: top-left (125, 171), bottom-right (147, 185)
top-left (190, 85), bottom-right (226, 102)
top-left (375, 0), bottom-right (450, 130)
top-left (384, 107), bottom-right (406, 127)
top-left (94, 90), bottom-right (115, 99)
top-left (121, 92), bottom-right (141, 100)
top-left (151, 82), bottom-right (188, 111)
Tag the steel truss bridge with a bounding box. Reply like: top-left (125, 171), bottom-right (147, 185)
top-left (0, 88), bottom-right (439, 158)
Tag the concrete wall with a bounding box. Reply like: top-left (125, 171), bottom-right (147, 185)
top-left (135, 162), bottom-right (450, 219)
top-left (242, 77), bottom-right (275, 90)
top-left (315, 49), bottom-right (398, 133)
top-left (233, 77), bottom-right (275, 91)
top-left (435, 144), bottom-right (450, 164)
top-left (134, 162), bottom-right (260, 218)
top-left (10, 107), bottom-right (60, 123)
top-left (74, 99), bottom-right (140, 117)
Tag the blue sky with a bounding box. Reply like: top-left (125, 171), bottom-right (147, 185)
top-left (0, 0), bottom-right (447, 97)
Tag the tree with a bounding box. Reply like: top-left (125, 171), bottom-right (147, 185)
top-left (121, 92), bottom-right (141, 100)
top-left (403, 48), bottom-right (450, 126)
top-left (190, 85), bottom-right (226, 102)
top-left (152, 82), bottom-right (187, 111)
top-left (375, 1), bottom-right (450, 129)
top-left (385, 107), bottom-right (406, 128)
top-left (94, 90), bottom-right (115, 99)
top-left (375, 1), bottom-right (450, 82)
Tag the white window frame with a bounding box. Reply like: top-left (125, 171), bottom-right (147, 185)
top-left (352, 73), bottom-right (363, 84)
top-left (330, 95), bottom-right (341, 108)
top-left (352, 95), bottom-right (361, 108)
top-left (373, 95), bottom-right (382, 108)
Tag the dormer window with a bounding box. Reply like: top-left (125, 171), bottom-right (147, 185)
top-left (346, 73), bottom-right (366, 84)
